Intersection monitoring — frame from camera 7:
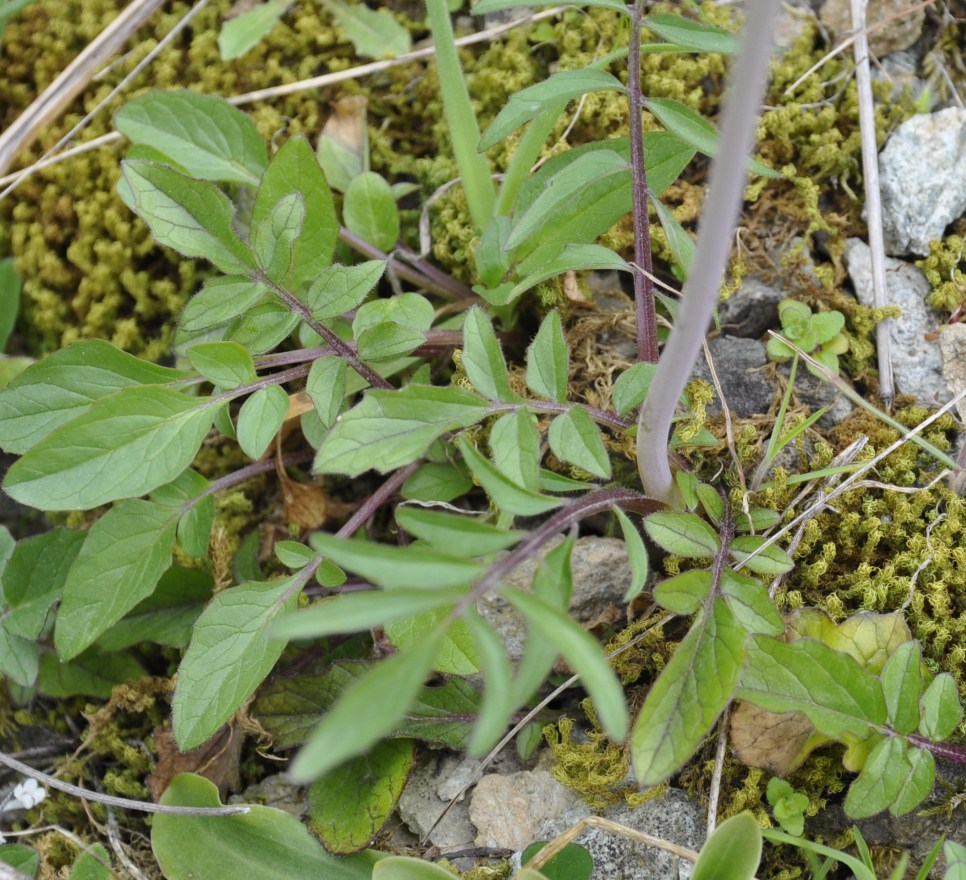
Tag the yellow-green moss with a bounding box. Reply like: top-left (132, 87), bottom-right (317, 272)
top-left (917, 234), bottom-right (966, 315)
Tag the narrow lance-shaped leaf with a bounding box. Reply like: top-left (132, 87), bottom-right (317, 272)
top-left (218, 0), bottom-right (290, 61)
top-left (464, 611), bottom-right (515, 756)
top-left (507, 588), bottom-right (628, 741)
top-left (479, 69), bottom-right (625, 151)
top-left (632, 598), bottom-right (745, 786)
top-left (289, 625), bottom-right (447, 781)
top-left (395, 506), bottom-right (523, 556)
top-left (879, 639), bottom-right (922, 735)
top-left (3, 386), bottom-right (218, 511)
top-left (461, 307), bottom-right (513, 402)
top-left (613, 507), bottom-right (649, 602)
top-left (644, 12), bottom-right (740, 54)
top-left (458, 436), bottom-right (563, 517)
top-left (526, 310), bottom-right (569, 403)
top-left (174, 577), bottom-right (299, 750)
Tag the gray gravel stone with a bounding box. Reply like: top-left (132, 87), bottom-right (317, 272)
top-left (718, 277), bottom-right (786, 339)
top-left (844, 238), bottom-right (947, 407)
top-left (878, 108), bottom-right (966, 256)
top-left (537, 789), bottom-right (706, 880)
top-left (690, 335), bottom-right (773, 417)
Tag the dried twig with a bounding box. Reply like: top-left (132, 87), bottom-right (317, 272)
top-left (0, 751), bottom-right (249, 816)
top-left (850, 0), bottom-right (893, 407)
top-left (0, 0), bottom-right (168, 176)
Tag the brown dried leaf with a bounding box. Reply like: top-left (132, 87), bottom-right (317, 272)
top-left (321, 95), bottom-right (368, 162)
top-left (729, 702), bottom-right (827, 776)
top-left (148, 724), bottom-right (242, 800)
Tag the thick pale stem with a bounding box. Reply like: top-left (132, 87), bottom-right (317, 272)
top-left (636, 0), bottom-right (780, 505)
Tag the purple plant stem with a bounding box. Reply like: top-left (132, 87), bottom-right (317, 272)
top-left (455, 486), bottom-right (660, 616)
top-left (628, 0), bottom-right (659, 364)
top-left (636, 0), bottom-right (780, 505)
top-left (907, 734), bottom-right (966, 764)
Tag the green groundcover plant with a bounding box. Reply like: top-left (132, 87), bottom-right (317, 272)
top-left (0, 0), bottom-right (965, 876)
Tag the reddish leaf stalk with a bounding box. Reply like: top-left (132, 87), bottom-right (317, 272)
top-left (628, 0), bottom-right (659, 364)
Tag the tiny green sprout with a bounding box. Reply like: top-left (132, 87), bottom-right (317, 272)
top-left (766, 777), bottom-right (809, 837)
top-left (766, 299), bottom-right (849, 376)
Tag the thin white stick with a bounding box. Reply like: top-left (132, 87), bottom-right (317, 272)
top-left (850, 0), bottom-right (893, 407)
top-left (706, 706), bottom-right (730, 836)
top-left (0, 0), bottom-right (213, 203)
top-left (0, 0), bottom-right (168, 176)
top-left (0, 6), bottom-right (565, 190)
top-left (0, 751), bottom-right (249, 816)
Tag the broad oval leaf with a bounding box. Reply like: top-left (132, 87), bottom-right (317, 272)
top-left (187, 341), bottom-right (257, 389)
top-left (632, 598), bottom-right (745, 786)
top-left (218, 0), bottom-right (289, 60)
top-left (308, 260), bottom-right (386, 321)
top-left (116, 90), bottom-right (268, 185)
top-left (251, 136), bottom-right (339, 290)
top-left (3, 386), bottom-right (217, 511)
top-left (653, 569), bottom-right (712, 615)
top-left (152, 773), bottom-right (377, 880)
top-left (0, 340), bottom-right (188, 454)
top-left (237, 384), bottom-right (290, 460)
top-left (547, 406), bottom-right (611, 479)
top-left (55, 500), bottom-right (178, 659)
top-left (919, 672), bottom-right (963, 741)
top-left (728, 535), bottom-right (794, 575)
top-left (489, 409), bottom-right (540, 491)
top-left (879, 639), bottom-right (922, 735)
top-left (180, 276), bottom-right (270, 332)
top-left (691, 813), bottom-right (761, 880)
top-left (173, 578), bottom-right (298, 750)
top-left (461, 307), bottom-right (512, 402)
top-left (344, 172), bottom-right (399, 252)
top-left (644, 511), bottom-right (720, 557)
top-left (305, 355), bottom-right (347, 429)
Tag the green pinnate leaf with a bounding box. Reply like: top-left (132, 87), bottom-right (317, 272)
top-left (251, 136), bottom-right (339, 290)
top-left (314, 386), bottom-right (488, 477)
top-left (1, 528), bottom-right (84, 640)
top-left (506, 587), bottom-right (628, 741)
top-left (187, 341), bottom-right (258, 389)
top-left (307, 738), bottom-right (414, 854)
top-left (387, 610), bottom-right (479, 675)
top-left (305, 355), bottom-right (347, 428)
top-left (644, 511), bottom-right (720, 557)
top-left (843, 736), bottom-right (906, 819)
top-left (3, 386), bottom-right (217, 511)
top-left (919, 672), bottom-right (963, 741)
top-left (461, 307), bottom-right (512, 402)
top-left (719, 570), bottom-right (783, 636)
top-left (289, 626), bottom-right (447, 781)
top-left (458, 436), bottom-right (563, 517)
top-left (526, 310), bottom-right (569, 403)
top-left (879, 639), bottom-right (922, 735)
top-left (632, 598), bottom-right (745, 786)
top-left (0, 339), bottom-right (188, 454)
top-left (218, 0), bottom-right (289, 60)
top-left (643, 12), bottom-right (740, 54)
top-left (547, 407), bottom-right (611, 479)
top-left (55, 500), bottom-right (178, 659)
top-left (119, 160), bottom-right (255, 275)
top-left (728, 535), bottom-right (794, 575)
top-left (737, 635), bottom-right (887, 740)
top-left (395, 506), bottom-right (522, 556)
top-left (251, 191), bottom-right (305, 283)
top-left (479, 69), bottom-right (625, 151)
top-left (489, 410), bottom-right (540, 491)
top-left (174, 577), bottom-right (298, 750)
top-left (343, 172), bottom-right (399, 252)
top-left (180, 276), bottom-right (269, 332)
top-left (653, 569), bottom-right (712, 614)
top-left (612, 362), bottom-right (657, 417)
top-left (307, 261), bottom-right (385, 321)
top-left (226, 300), bottom-right (300, 354)
top-left (890, 745), bottom-right (935, 817)
top-left (115, 90), bottom-right (268, 185)
top-left (236, 384), bottom-right (290, 459)
top-left (320, 0), bottom-right (411, 58)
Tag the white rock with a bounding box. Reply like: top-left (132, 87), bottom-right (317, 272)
top-left (939, 321), bottom-right (966, 423)
top-left (878, 108), bottom-right (966, 256)
top-left (469, 769), bottom-right (581, 850)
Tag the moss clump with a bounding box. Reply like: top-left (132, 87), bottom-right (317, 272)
top-left (917, 234), bottom-right (966, 315)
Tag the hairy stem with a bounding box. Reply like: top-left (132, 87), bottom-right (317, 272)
top-left (636, 0), bottom-right (780, 505)
top-left (628, 0), bottom-right (659, 364)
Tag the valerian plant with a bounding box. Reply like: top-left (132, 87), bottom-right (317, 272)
top-left (0, 0), bottom-right (965, 875)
